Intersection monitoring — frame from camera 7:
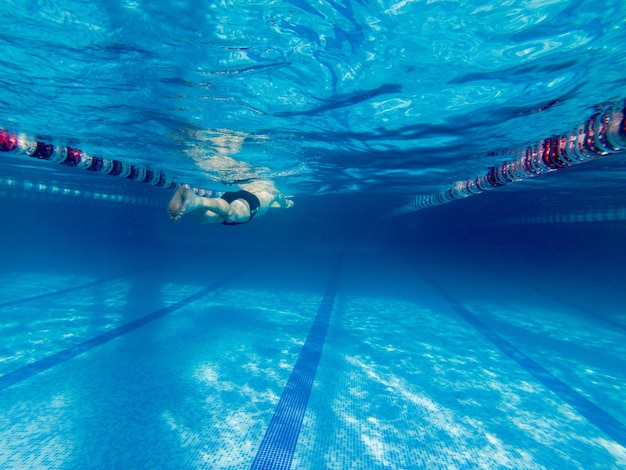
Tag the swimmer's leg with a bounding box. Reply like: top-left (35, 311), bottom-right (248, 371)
top-left (168, 186), bottom-right (234, 223)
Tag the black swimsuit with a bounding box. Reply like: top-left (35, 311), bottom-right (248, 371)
top-left (219, 190), bottom-right (261, 225)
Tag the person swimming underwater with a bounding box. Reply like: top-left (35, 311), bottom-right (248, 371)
top-left (168, 179), bottom-right (294, 225)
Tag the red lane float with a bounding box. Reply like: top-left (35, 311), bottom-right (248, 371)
top-left (0, 130), bottom-right (219, 198)
top-left (395, 102), bottom-right (626, 214)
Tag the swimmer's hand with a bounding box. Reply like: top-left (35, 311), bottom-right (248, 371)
top-left (270, 199), bottom-right (294, 209)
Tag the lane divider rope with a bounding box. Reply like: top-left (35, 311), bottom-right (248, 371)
top-left (394, 102), bottom-right (626, 214)
top-left (0, 128), bottom-right (218, 198)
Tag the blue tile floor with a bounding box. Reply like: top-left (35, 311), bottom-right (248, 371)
top-left (0, 249), bottom-right (625, 469)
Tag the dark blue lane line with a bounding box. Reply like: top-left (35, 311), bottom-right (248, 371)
top-left (251, 254), bottom-right (343, 470)
top-left (420, 272), bottom-right (626, 448)
top-left (0, 261), bottom-right (258, 392)
top-left (0, 264), bottom-right (160, 309)
top-left (517, 280), bottom-right (626, 333)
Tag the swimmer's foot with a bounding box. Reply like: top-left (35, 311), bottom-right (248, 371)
top-left (168, 186), bottom-right (185, 221)
top-left (168, 186), bottom-right (201, 222)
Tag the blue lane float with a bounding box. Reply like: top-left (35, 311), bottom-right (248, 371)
top-left (0, 128), bottom-right (219, 198)
top-left (0, 174), bottom-right (162, 207)
top-left (394, 102), bottom-right (626, 214)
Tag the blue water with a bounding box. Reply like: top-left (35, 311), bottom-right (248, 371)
top-left (1, 1), bottom-right (626, 469)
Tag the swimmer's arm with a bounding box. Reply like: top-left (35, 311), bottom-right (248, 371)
top-left (270, 193), bottom-right (294, 209)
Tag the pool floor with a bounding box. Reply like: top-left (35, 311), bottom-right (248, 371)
top-left (0, 246), bottom-right (625, 469)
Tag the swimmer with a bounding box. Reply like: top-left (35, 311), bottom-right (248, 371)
top-left (168, 179), bottom-right (294, 225)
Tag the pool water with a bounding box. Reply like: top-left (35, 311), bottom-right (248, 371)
top-left (1, 0), bottom-right (626, 469)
